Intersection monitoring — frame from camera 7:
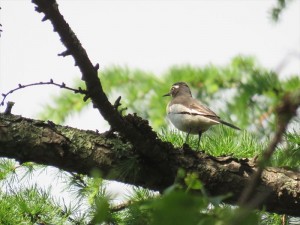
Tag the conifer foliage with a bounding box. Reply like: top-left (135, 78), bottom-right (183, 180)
top-left (0, 0), bottom-right (299, 224)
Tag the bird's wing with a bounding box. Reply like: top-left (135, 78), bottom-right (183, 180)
top-left (189, 100), bottom-right (241, 130)
top-left (189, 100), bottom-right (220, 121)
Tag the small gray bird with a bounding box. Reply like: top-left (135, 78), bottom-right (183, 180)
top-left (163, 82), bottom-right (240, 148)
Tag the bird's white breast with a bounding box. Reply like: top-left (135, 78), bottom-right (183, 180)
top-left (167, 104), bottom-right (219, 134)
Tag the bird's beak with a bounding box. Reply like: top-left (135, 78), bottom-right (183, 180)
top-left (163, 92), bottom-right (171, 97)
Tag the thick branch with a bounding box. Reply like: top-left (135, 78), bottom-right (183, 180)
top-left (31, 0), bottom-right (177, 194)
top-left (31, 0), bottom-right (158, 158)
top-left (1, 113), bottom-right (299, 217)
top-left (23, 0), bottom-right (300, 218)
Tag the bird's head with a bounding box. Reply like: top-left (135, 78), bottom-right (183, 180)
top-left (163, 82), bottom-right (192, 98)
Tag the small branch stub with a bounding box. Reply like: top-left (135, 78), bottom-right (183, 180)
top-left (4, 101), bottom-right (15, 115)
top-left (58, 50), bottom-right (71, 57)
top-left (94, 63), bottom-right (100, 71)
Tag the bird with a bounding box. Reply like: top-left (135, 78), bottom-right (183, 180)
top-left (163, 82), bottom-right (240, 149)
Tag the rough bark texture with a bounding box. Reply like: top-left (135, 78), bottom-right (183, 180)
top-left (0, 0), bottom-right (294, 219)
top-left (1, 113), bottom-right (299, 216)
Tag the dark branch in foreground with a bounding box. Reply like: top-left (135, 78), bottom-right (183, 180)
top-left (27, 0), bottom-right (300, 218)
top-left (0, 113), bottom-right (300, 217)
top-left (31, 0), bottom-right (173, 164)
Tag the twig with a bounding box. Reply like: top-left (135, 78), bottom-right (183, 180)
top-left (238, 91), bottom-right (300, 207)
top-left (68, 172), bottom-right (87, 188)
top-left (113, 96), bottom-right (127, 115)
top-left (0, 80), bottom-right (88, 106)
top-left (0, 7), bottom-right (2, 37)
top-left (229, 92), bottom-right (300, 225)
top-left (113, 96), bottom-right (122, 110)
top-left (237, 119), bottom-right (286, 206)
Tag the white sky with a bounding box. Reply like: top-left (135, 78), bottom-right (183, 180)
top-left (1, 0), bottom-right (300, 130)
top-left (0, 0), bottom-right (300, 211)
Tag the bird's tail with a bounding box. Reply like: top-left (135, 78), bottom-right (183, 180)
top-left (220, 120), bottom-right (241, 130)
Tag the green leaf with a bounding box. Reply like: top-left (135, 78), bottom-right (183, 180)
top-left (150, 191), bottom-right (208, 225)
top-left (184, 172), bottom-right (203, 191)
top-left (91, 196), bottom-right (111, 224)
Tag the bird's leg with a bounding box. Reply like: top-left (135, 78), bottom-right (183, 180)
top-left (197, 131), bottom-right (202, 150)
top-left (185, 128), bottom-right (191, 144)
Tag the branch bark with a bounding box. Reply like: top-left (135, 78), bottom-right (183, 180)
top-left (1, 113), bottom-right (299, 217)
top-left (31, 0), bottom-right (153, 155)
top-left (2, 0), bottom-right (295, 219)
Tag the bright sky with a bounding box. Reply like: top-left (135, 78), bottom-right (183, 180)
top-left (0, 0), bottom-right (300, 208)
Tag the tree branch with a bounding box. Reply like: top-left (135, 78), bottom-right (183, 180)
top-left (0, 113), bottom-right (299, 217)
top-left (12, 0), bottom-right (298, 218)
top-left (31, 0), bottom-right (146, 147)
top-left (1, 80), bottom-right (88, 106)
top-left (31, 0), bottom-right (178, 188)
top-left (239, 92), bottom-right (300, 207)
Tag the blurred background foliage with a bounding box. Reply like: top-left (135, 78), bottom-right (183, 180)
top-left (2, 55), bottom-right (299, 224)
top-left (39, 56), bottom-right (300, 134)
top-left (39, 55), bottom-right (300, 167)
top-left (1, 0), bottom-right (299, 223)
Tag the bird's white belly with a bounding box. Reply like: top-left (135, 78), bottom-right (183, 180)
top-left (167, 113), bottom-right (219, 134)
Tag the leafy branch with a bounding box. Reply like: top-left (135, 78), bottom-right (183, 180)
top-left (270, 0), bottom-right (294, 21)
top-left (233, 91), bottom-right (300, 224)
top-left (0, 0), bottom-right (298, 223)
